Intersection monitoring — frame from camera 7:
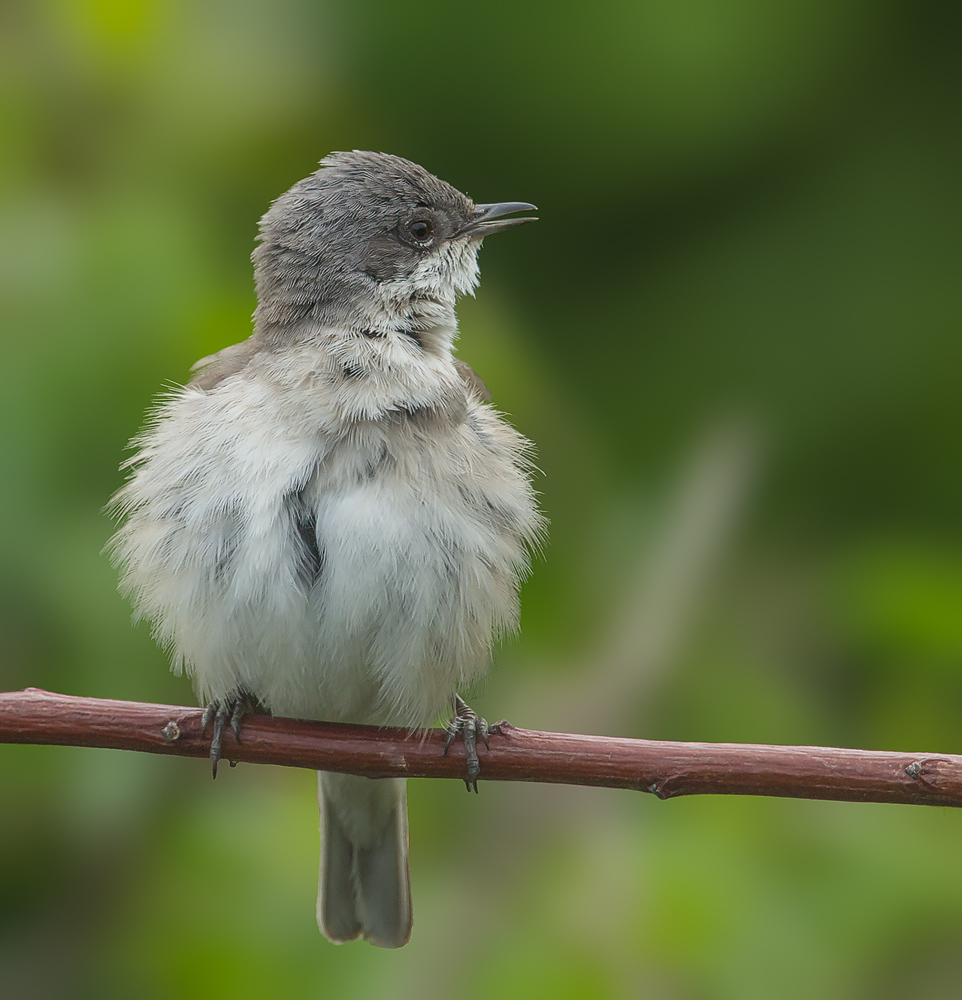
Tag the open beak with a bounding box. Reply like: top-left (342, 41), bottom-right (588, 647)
top-left (458, 201), bottom-right (538, 238)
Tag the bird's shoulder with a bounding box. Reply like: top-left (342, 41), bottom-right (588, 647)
top-left (189, 338), bottom-right (260, 390)
top-left (183, 333), bottom-right (498, 445)
top-left (452, 358), bottom-right (492, 402)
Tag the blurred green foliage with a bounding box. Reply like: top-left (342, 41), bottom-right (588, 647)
top-left (2, 1), bottom-right (961, 997)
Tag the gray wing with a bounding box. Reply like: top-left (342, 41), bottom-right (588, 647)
top-left (189, 338), bottom-right (259, 391)
top-left (453, 358), bottom-right (492, 402)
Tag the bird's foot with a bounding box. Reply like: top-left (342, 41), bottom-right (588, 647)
top-left (443, 694), bottom-right (503, 793)
top-left (201, 689), bottom-right (256, 778)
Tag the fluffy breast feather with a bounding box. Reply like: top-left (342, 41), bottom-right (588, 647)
top-left (108, 336), bottom-right (544, 728)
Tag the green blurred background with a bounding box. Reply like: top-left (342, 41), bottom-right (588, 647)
top-left (2, 0), bottom-right (961, 996)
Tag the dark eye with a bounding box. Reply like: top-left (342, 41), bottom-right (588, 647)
top-left (406, 218), bottom-right (434, 244)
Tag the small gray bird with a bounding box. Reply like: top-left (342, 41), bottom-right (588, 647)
top-left (108, 151), bottom-right (544, 948)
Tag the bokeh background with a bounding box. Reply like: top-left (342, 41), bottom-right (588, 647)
top-left (2, 1), bottom-right (961, 997)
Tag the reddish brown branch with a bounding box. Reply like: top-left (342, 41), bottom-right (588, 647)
top-left (2, 688), bottom-right (961, 808)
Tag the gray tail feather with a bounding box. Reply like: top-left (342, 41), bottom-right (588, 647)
top-left (316, 772), bottom-right (412, 949)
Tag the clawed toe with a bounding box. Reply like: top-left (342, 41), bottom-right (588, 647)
top-left (443, 694), bottom-right (503, 793)
top-left (201, 690), bottom-right (253, 778)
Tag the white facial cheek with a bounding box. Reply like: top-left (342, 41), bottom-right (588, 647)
top-left (445, 242), bottom-right (481, 296)
top-left (384, 241), bottom-right (481, 305)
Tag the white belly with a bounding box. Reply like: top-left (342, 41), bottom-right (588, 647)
top-left (110, 357), bottom-right (541, 730)
top-left (257, 467), bottom-right (515, 727)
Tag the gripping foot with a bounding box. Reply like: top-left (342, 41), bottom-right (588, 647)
top-left (201, 690), bottom-right (254, 778)
top-left (443, 694), bottom-right (502, 793)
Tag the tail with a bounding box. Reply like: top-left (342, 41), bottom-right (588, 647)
top-left (316, 772), bottom-right (412, 948)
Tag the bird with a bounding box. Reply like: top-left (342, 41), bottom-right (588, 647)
top-left (107, 151), bottom-right (545, 949)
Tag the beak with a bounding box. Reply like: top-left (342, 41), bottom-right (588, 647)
top-left (458, 201), bottom-right (538, 238)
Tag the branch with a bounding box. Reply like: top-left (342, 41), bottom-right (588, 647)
top-left (2, 688), bottom-right (961, 807)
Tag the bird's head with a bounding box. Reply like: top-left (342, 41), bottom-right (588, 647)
top-left (253, 151), bottom-right (536, 349)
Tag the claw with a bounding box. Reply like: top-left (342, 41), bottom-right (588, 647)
top-left (201, 701), bottom-right (216, 730)
top-left (230, 698), bottom-right (245, 742)
top-left (443, 694), bottom-right (498, 793)
top-left (201, 690), bottom-right (252, 778)
top-left (211, 702), bottom-right (229, 777)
